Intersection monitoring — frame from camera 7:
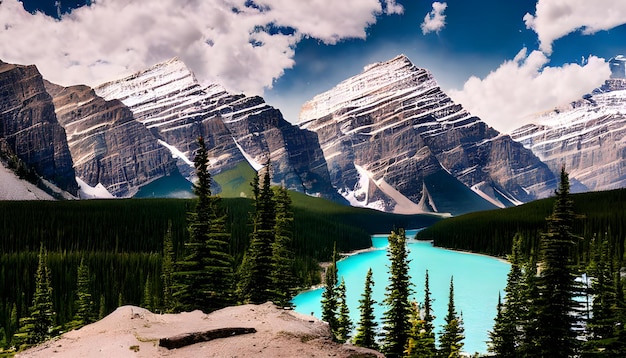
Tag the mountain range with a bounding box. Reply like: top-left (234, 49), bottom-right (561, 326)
top-left (1, 54), bottom-right (623, 215)
top-left (511, 76), bottom-right (626, 193)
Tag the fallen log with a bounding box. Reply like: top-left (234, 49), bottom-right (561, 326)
top-left (159, 327), bottom-right (257, 349)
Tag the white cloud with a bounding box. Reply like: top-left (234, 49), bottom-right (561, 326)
top-left (0, 0), bottom-right (402, 95)
top-left (524, 0), bottom-right (626, 54)
top-left (449, 48), bottom-right (610, 134)
top-left (421, 2), bottom-right (447, 35)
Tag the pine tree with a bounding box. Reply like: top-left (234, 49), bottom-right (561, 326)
top-left (141, 274), bottom-right (153, 311)
top-left (381, 228), bottom-right (412, 358)
top-left (488, 233), bottom-right (525, 357)
top-left (353, 268), bottom-right (378, 350)
top-left (407, 270), bottom-right (437, 357)
top-left (73, 258), bottom-right (94, 328)
top-left (519, 257), bottom-right (540, 356)
top-left (161, 221), bottom-right (175, 312)
top-left (583, 234), bottom-right (624, 355)
top-left (439, 276), bottom-right (464, 358)
top-left (14, 243), bottom-right (56, 348)
top-left (531, 167), bottom-right (583, 357)
top-left (321, 243), bottom-right (339, 336)
top-left (238, 160), bottom-right (276, 304)
top-left (98, 294), bottom-right (106, 320)
top-left (336, 277), bottom-right (353, 343)
top-left (173, 136), bottom-right (235, 312)
top-left (269, 186), bottom-right (297, 307)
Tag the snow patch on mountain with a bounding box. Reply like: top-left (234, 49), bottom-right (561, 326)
top-left (157, 139), bottom-right (193, 167)
top-left (76, 177), bottom-right (115, 199)
top-left (233, 137), bottom-right (264, 171)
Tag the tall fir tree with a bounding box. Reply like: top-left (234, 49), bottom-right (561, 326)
top-left (141, 274), bottom-right (153, 311)
top-left (381, 228), bottom-right (412, 358)
top-left (269, 186), bottom-right (298, 307)
top-left (530, 167), bottom-right (583, 357)
top-left (161, 220), bottom-right (175, 312)
top-left (14, 243), bottom-right (56, 348)
top-left (519, 257), bottom-right (540, 356)
top-left (582, 234), bottom-right (625, 355)
top-left (238, 160), bottom-right (276, 304)
top-left (172, 136), bottom-right (235, 312)
top-left (438, 276), bottom-right (464, 358)
top-left (72, 258), bottom-right (94, 329)
top-left (407, 270), bottom-right (437, 357)
top-left (336, 277), bottom-right (353, 343)
top-left (353, 268), bottom-right (378, 350)
top-left (321, 242), bottom-right (339, 337)
top-left (488, 233), bottom-right (525, 357)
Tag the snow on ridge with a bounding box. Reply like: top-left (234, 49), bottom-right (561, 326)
top-left (157, 139), bottom-right (193, 167)
top-left (470, 182), bottom-right (506, 209)
top-left (299, 55), bottom-right (437, 124)
top-left (76, 176), bottom-right (115, 199)
top-left (232, 137), bottom-right (264, 171)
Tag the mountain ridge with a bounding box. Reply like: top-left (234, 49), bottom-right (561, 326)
top-left (298, 55), bottom-right (556, 215)
top-left (511, 77), bottom-right (626, 192)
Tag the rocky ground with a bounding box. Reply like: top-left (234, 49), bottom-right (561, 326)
top-left (17, 303), bottom-right (382, 358)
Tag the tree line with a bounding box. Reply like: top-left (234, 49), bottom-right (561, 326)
top-left (320, 229), bottom-right (465, 358)
top-left (0, 137), bottom-right (302, 352)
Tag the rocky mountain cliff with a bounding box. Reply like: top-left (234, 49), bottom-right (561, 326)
top-left (45, 81), bottom-right (179, 197)
top-left (0, 61), bottom-right (78, 195)
top-left (299, 55), bottom-right (556, 215)
top-left (511, 78), bottom-right (626, 192)
top-left (94, 58), bottom-right (339, 201)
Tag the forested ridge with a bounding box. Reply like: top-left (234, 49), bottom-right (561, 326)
top-left (415, 188), bottom-right (626, 261)
top-left (0, 189), bottom-right (439, 352)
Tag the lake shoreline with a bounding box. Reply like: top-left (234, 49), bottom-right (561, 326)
top-left (309, 237), bottom-right (509, 294)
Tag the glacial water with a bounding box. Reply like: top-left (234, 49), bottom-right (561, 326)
top-left (291, 229), bottom-right (510, 355)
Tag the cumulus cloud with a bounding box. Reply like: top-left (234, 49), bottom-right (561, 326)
top-left (421, 2), bottom-right (447, 35)
top-left (524, 0), bottom-right (626, 54)
top-left (449, 48), bottom-right (610, 134)
top-left (0, 0), bottom-right (402, 94)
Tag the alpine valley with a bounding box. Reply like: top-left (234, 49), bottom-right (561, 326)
top-left (3, 54), bottom-right (625, 215)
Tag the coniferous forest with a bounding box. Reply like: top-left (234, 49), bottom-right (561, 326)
top-left (2, 152), bottom-right (626, 356)
top-left (0, 137), bottom-right (438, 353)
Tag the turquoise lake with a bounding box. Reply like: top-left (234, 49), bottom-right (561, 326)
top-left (291, 229), bottom-right (510, 355)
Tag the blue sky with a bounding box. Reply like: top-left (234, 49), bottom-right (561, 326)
top-left (5, 0), bottom-right (626, 132)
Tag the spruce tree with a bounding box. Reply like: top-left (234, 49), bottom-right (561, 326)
top-left (238, 160), bottom-right (276, 304)
top-left (353, 268), bottom-right (378, 350)
top-left (161, 221), bottom-right (175, 312)
top-left (321, 243), bottom-right (339, 336)
top-left (381, 228), bottom-right (412, 358)
top-left (269, 186), bottom-right (297, 307)
top-left (583, 235), bottom-right (624, 355)
top-left (14, 243), bottom-right (56, 348)
top-left (439, 276), bottom-right (464, 358)
top-left (519, 257), bottom-right (540, 356)
top-left (336, 277), bottom-right (353, 343)
top-left (141, 274), bottom-right (153, 311)
top-left (531, 167), bottom-right (582, 357)
top-left (73, 258), bottom-right (94, 328)
top-left (407, 270), bottom-right (437, 357)
top-left (488, 233), bottom-right (525, 357)
top-left (98, 294), bottom-right (106, 320)
top-left (173, 136), bottom-right (235, 312)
